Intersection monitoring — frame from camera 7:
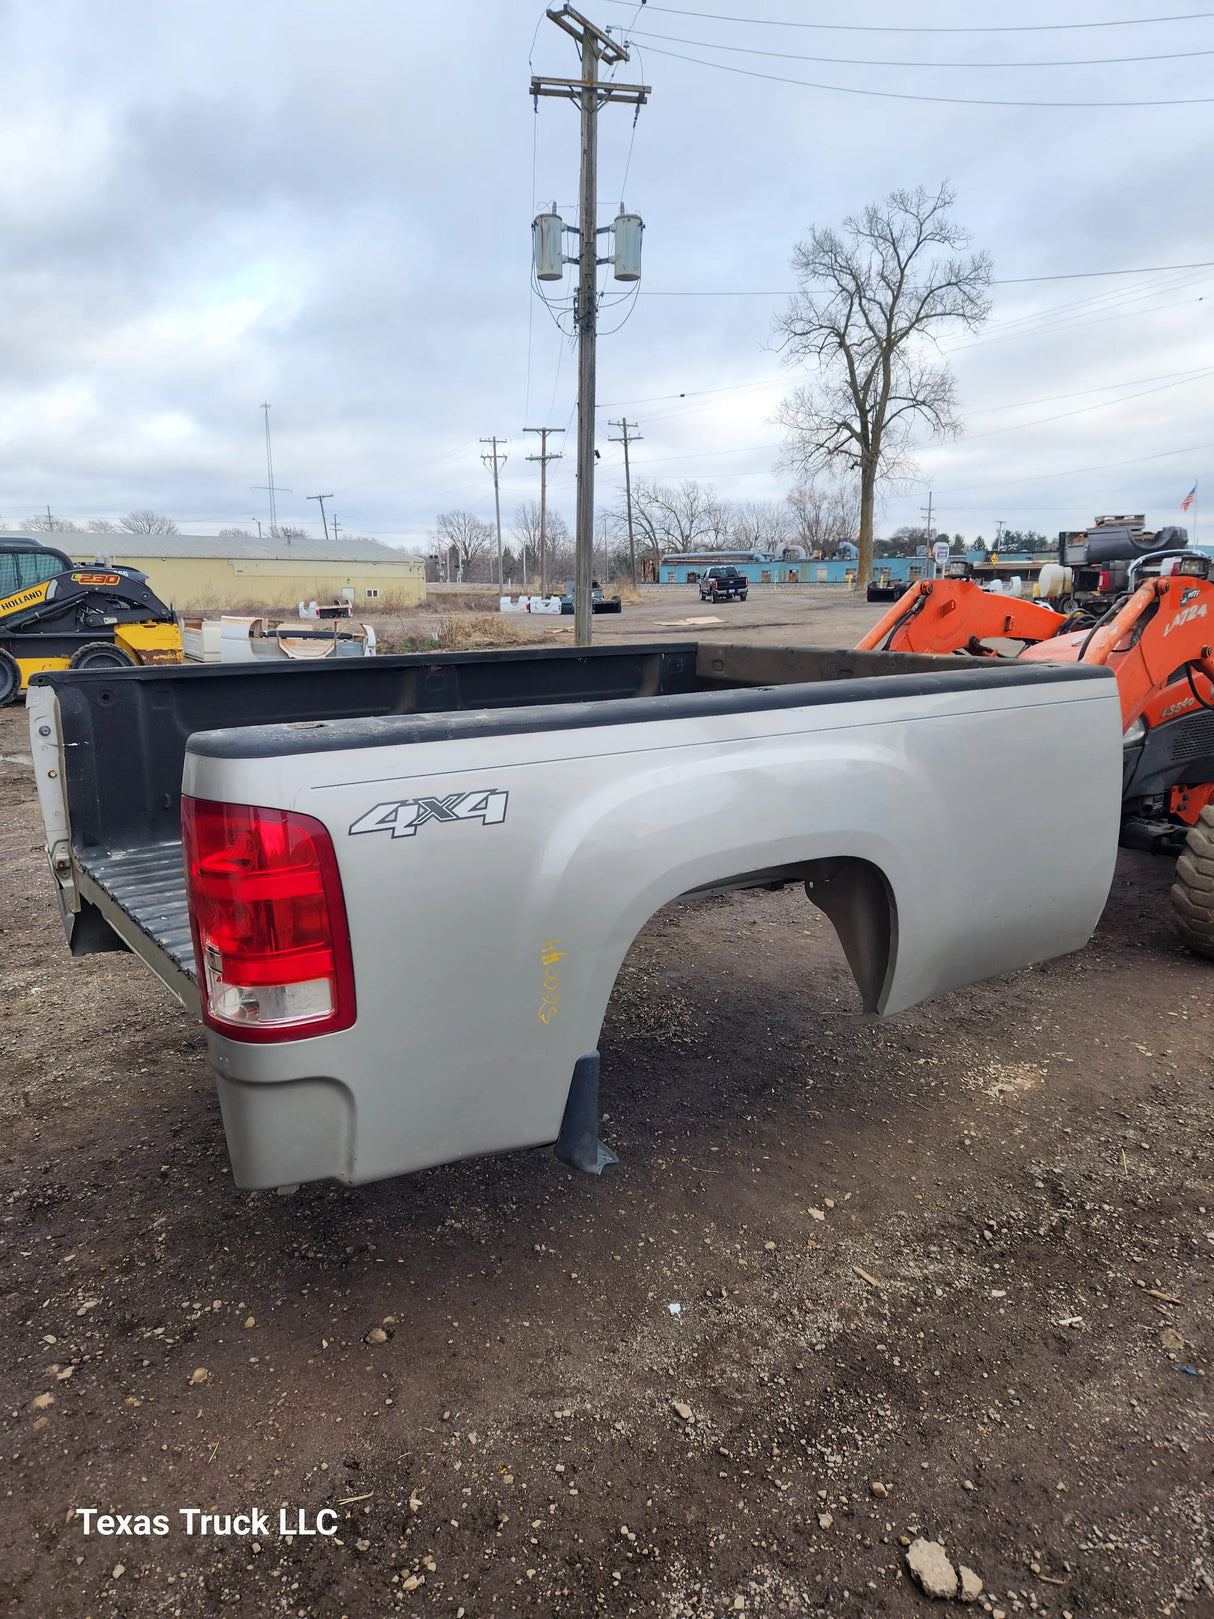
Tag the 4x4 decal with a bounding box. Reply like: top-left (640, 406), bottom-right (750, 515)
top-left (349, 790), bottom-right (509, 840)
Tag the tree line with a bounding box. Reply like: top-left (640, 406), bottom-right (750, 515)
top-left (428, 477), bottom-right (860, 586)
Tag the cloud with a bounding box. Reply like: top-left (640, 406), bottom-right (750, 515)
top-left (0, 0), bottom-right (1209, 543)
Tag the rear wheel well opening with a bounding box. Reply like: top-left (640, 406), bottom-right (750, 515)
top-left (669, 854), bottom-right (897, 1015)
top-left (802, 857), bottom-right (896, 1014)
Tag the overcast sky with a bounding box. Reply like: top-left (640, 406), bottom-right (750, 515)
top-left (1, 0), bottom-right (1211, 548)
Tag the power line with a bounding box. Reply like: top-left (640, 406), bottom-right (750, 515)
top-left (599, 360), bottom-right (1214, 417)
top-left (633, 259), bottom-right (1214, 293)
top-left (999, 260), bottom-right (1214, 284)
top-left (922, 441), bottom-right (1214, 493)
top-left (615, 366), bottom-right (1214, 471)
top-left (955, 366), bottom-right (1214, 441)
top-left (600, 0), bottom-right (1214, 32)
top-left (627, 25), bottom-right (1214, 67)
top-left (635, 40), bottom-right (1214, 105)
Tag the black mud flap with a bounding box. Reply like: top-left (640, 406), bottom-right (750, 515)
top-left (554, 1053), bottom-right (617, 1175)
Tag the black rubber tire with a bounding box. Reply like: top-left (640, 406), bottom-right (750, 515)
top-left (67, 641), bottom-right (136, 671)
top-left (739, 592), bottom-right (748, 602)
top-left (1171, 806), bottom-right (1214, 958)
top-left (0, 648), bottom-right (20, 706)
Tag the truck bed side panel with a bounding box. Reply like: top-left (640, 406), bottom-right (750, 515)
top-left (183, 672), bottom-right (1121, 1186)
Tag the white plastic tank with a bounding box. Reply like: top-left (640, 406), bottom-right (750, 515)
top-left (1036, 562), bottom-right (1073, 599)
top-left (613, 212), bottom-right (643, 281)
top-left (532, 212), bottom-right (565, 281)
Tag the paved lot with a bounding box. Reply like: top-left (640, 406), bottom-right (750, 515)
top-left (1, 593), bottom-right (1211, 1618)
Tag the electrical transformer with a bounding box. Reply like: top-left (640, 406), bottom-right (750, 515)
top-left (612, 212), bottom-right (643, 281)
top-left (532, 211), bottom-right (565, 281)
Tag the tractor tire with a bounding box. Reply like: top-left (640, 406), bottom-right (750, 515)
top-left (1171, 807), bottom-right (1214, 958)
top-left (67, 642), bottom-right (136, 672)
top-left (0, 648), bottom-right (20, 706)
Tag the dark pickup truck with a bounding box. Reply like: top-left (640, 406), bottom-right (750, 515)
top-left (699, 566), bottom-right (749, 603)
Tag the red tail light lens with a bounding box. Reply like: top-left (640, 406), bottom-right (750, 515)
top-left (181, 797), bottom-right (356, 1042)
top-left (1099, 570), bottom-right (1111, 591)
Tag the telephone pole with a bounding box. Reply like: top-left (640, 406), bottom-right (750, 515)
top-left (608, 417), bottom-right (642, 587)
top-left (532, 7), bottom-right (649, 644)
top-left (251, 404), bottom-right (291, 539)
top-left (921, 491), bottom-right (934, 577)
top-left (524, 426), bottom-right (565, 594)
top-left (480, 437), bottom-right (509, 589)
top-left (307, 493), bottom-right (333, 545)
top-left (261, 403), bottom-right (277, 536)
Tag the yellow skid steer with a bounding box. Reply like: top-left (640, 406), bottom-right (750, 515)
top-left (0, 536), bottom-right (182, 703)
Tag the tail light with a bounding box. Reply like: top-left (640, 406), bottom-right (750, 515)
top-left (1099, 570), bottom-right (1112, 591)
top-left (181, 797), bottom-right (356, 1042)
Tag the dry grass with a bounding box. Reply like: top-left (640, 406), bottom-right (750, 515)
top-left (376, 615), bottom-right (553, 654)
top-left (610, 578), bottom-right (643, 606)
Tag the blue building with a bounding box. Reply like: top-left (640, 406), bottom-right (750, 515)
top-left (658, 549), bottom-right (926, 587)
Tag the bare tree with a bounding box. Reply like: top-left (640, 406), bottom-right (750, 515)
top-left (787, 479), bottom-right (860, 558)
top-left (219, 527), bottom-right (253, 539)
top-left (275, 524), bottom-right (309, 540)
top-left (775, 183), bottom-right (991, 587)
top-left (730, 499), bottom-right (794, 556)
top-left (543, 511), bottom-right (574, 586)
top-left (121, 509), bottom-right (178, 534)
top-left (511, 500), bottom-right (543, 587)
top-left (512, 499), bottom-right (574, 591)
top-left (431, 510), bottom-right (496, 581)
top-left (24, 513), bottom-right (81, 533)
top-left (879, 524), bottom-right (932, 560)
top-left (622, 480), bottom-right (729, 568)
top-left (87, 519), bottom-right (120, 533)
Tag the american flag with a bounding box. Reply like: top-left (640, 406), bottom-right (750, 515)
top-left (1182, 483), bottom-right (1197, 512)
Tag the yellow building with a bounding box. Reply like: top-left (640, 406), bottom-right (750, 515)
top-left (68, 534), bottom-right (425, 612)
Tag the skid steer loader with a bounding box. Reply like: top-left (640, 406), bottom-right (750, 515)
top-left (0, 536), bottom-right (182, 704)
top-left (857, 546), bottom-right (1214, 958)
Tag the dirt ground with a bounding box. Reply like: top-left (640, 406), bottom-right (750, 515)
top-left (368, 583), bottom-right (886, 653)
top-left (1, 591), bottom-right (1212, 1619)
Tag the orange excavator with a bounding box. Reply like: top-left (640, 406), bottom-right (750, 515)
top-left (857, 549), bottom-right (1214, 957)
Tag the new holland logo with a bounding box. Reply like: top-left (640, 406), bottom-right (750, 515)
top-left (349, 789), bottom-right (509, 840)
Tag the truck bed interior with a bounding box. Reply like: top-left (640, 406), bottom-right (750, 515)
top-left (30, 639), bottom-right (1092, 996)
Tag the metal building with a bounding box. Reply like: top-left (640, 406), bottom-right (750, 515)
top-left (67, 533), bottom-right (425, 611)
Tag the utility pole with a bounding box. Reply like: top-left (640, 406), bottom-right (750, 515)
top-left (261, 403), bottom-right (277, 536)
top-left (331, 514), bottom-right (340, 544)
top-left (479, 437), bottom-right (509, 590)
top-left (921, 491), bottom-right (934, 577)
top-left (307, 493), bottom-right (333, 545)
top-left (524, 426), bottom-right (565, 594)
top-left (251, 403), bottom-right (291, 540)
top-left (608, 417), bottom-right (642, 587)
top-left (532, 7), bottom-right (649, 644)
top-left (994, 518), bottom-right (1006, 550)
